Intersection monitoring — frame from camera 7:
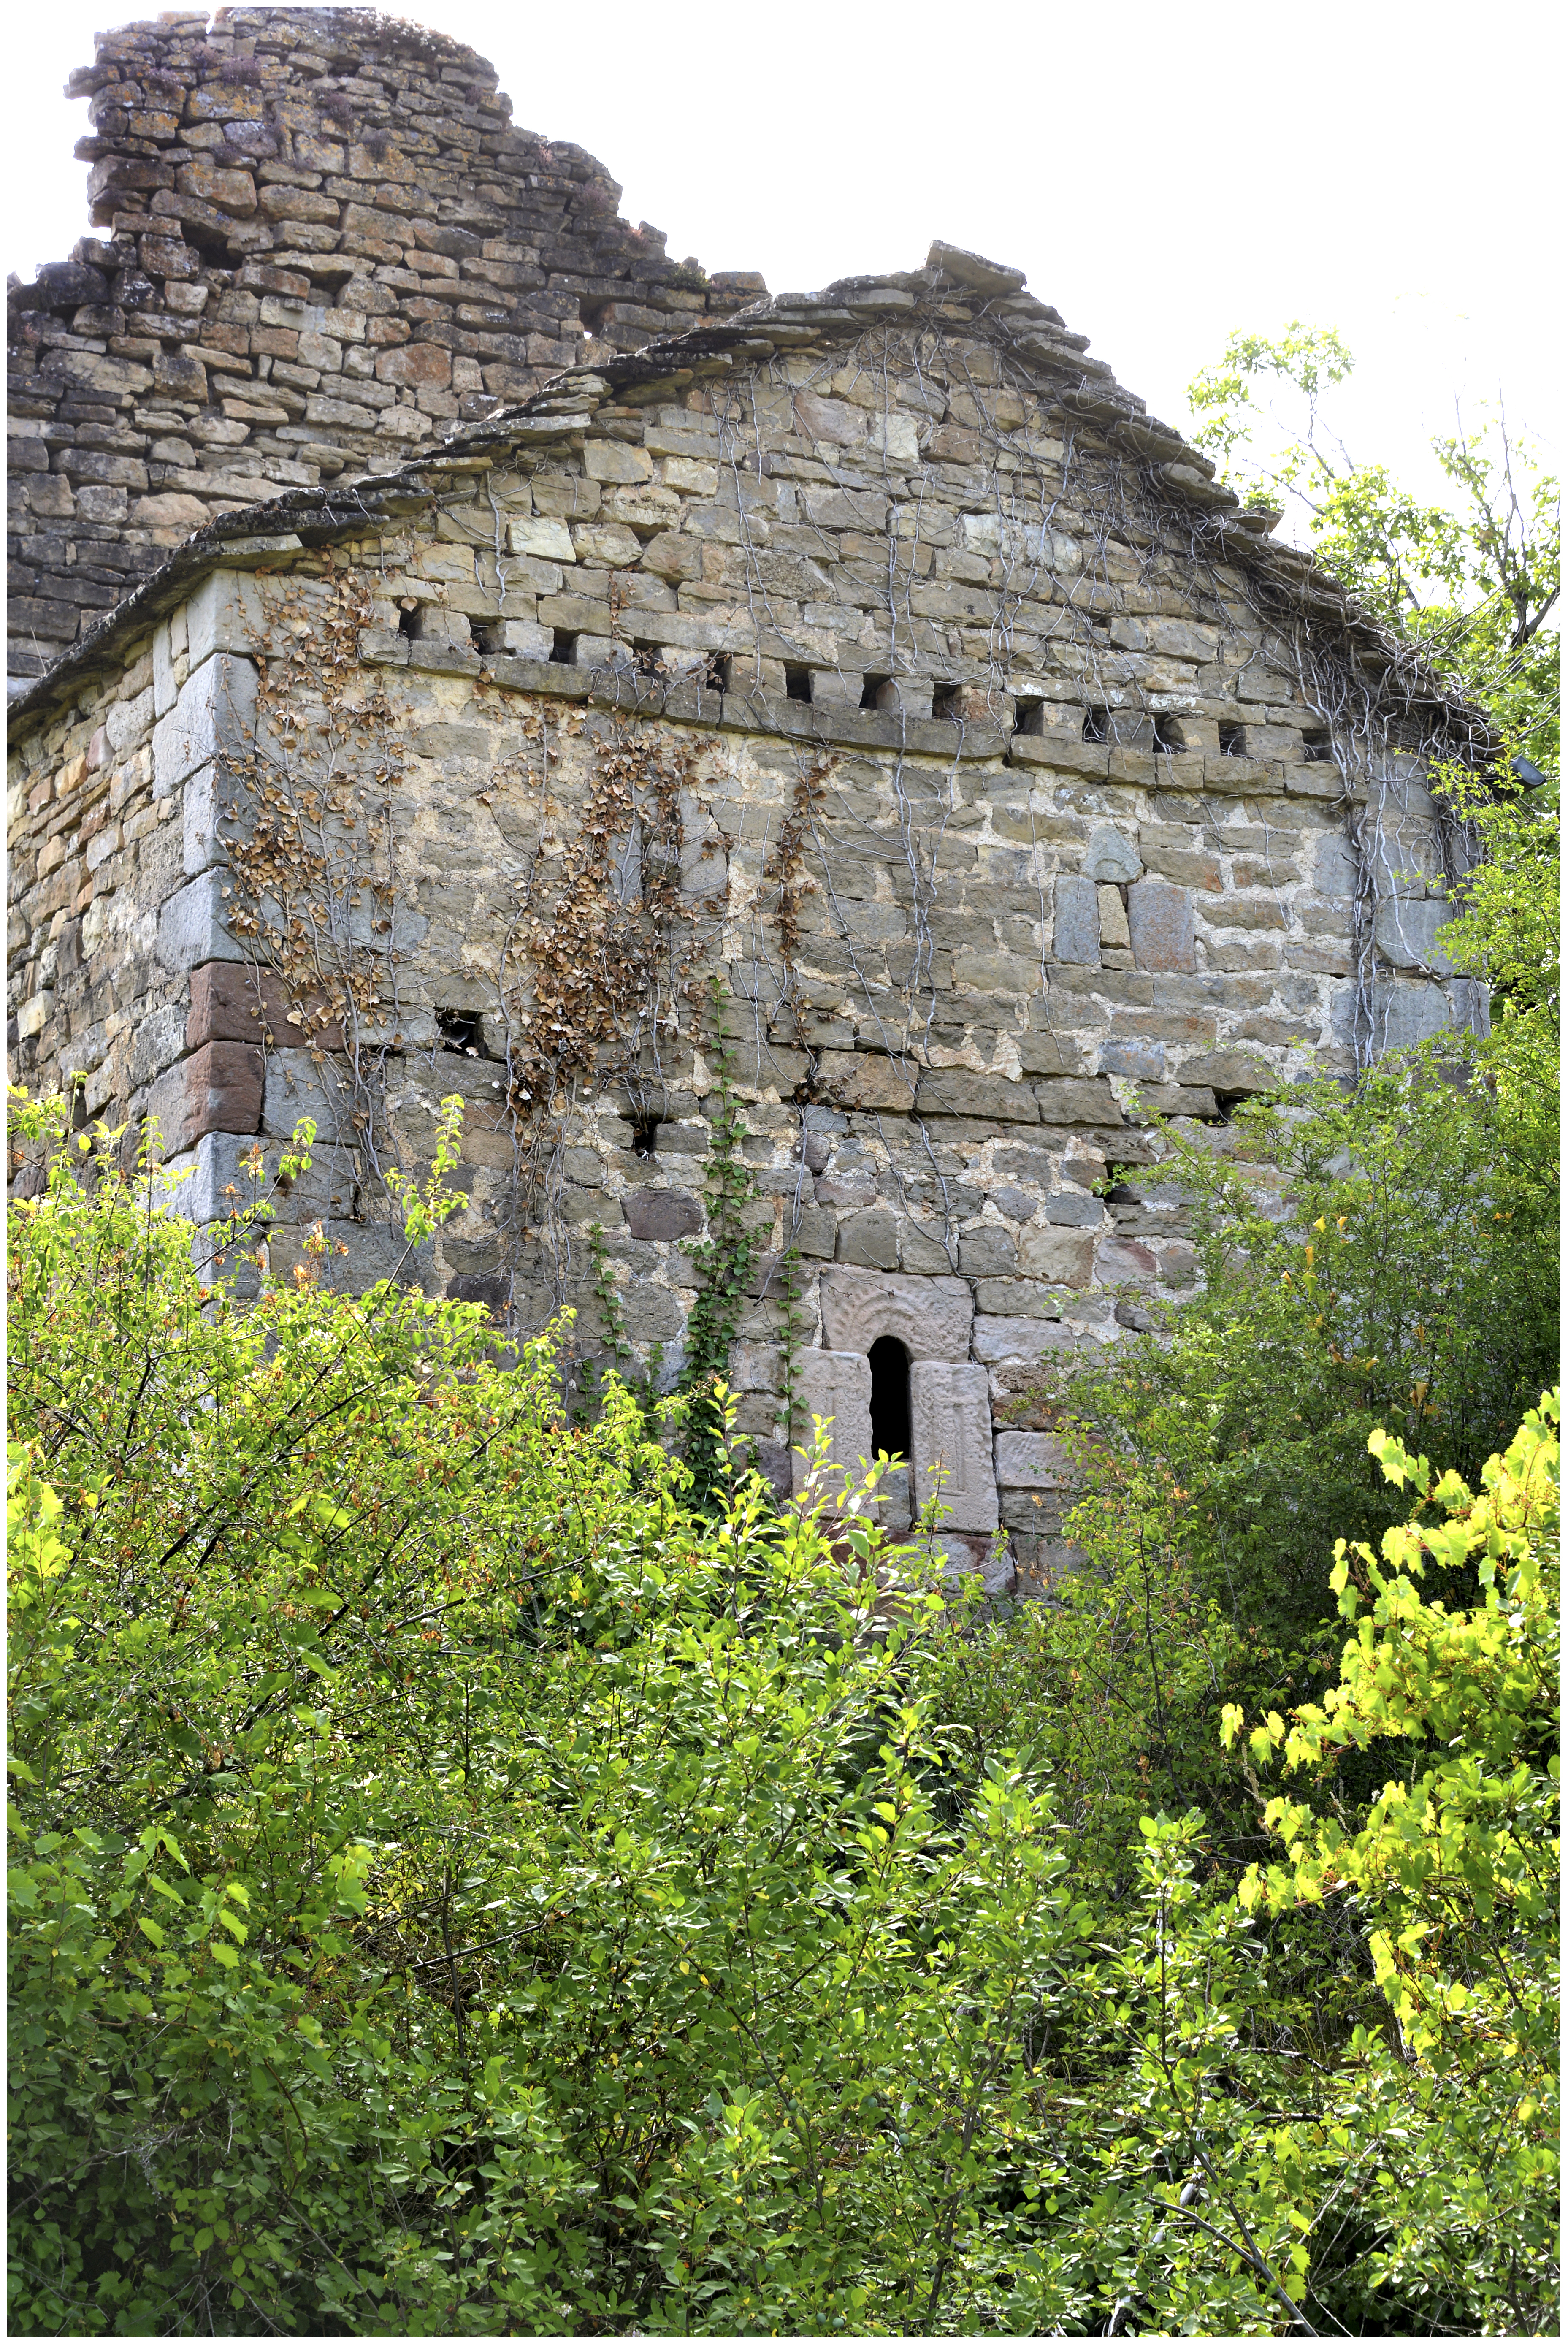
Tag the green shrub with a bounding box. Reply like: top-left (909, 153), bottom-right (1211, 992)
top-left (8, 1095), bottom-right (1558, 2335)
top-left (7, 1100), bottom-right (1091, 2336)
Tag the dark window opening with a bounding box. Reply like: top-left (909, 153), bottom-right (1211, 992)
top-left (1014, 697), bottom-right (1046, 736)
top-left (472, 621), bottom-right (505, 654)
top-left (579, 297), bottom-right (611, 337)
top-left (551, 629), bottom-right (578, 666)
top-left (1210, 1089), bottom-right (1248, 1124)
top-left (784, 664), bottom-right (813, 702)
top-left (860, 672), bottom-right (891, 710)
top-left (1219, 721), bottom-right (1246, 757)
top-left (1083, 705), bottom-right (1110, 743)
top-left (629, 1117), bottom-right (660, 1159)
top-left (1302, 729), bottom-right (1334, 764)
top-left (436, 1008), bottom-right (483, 1057)
top-left (631, 640), bottom-right (666, 677)
top-left (1153, 714), bottom-right (1184, 753)
top-left (702, 652), bottom-right (732, 694)
top-left (397, 602), bottom-right (420, 639)
top-left (868, 1335), bottom-right (910, 1461)
top-left (931, 683), bottom-right (961, 722)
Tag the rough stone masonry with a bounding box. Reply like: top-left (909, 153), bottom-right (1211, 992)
top-left (8, 7), bottom-right (1494, 1595)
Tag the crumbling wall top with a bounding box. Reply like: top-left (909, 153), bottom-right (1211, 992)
top-left (8, 5), bottom-right (764, 689)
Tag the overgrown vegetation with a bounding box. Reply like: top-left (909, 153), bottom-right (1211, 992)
top-left (7, 331), bottom-right (1559, 2343)
top-left (8, 1086), bottom-right (1559, 2337)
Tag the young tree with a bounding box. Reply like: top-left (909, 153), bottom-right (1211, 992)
top-left (1186, 326), bottom-right (1560, 768)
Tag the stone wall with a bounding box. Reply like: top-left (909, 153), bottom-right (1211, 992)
top-left (9, 241), bottom-right (1487, 1594)
top-left (8, 5), bottom-right (763, 689)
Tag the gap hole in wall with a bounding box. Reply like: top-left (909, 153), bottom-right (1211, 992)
top-left (631, 640), bottom-right (665, 677)
top-left (1302, 729), bottom-right (1334, 763)
top-left (436, 1008), bottom-right (483, 1056)
top-left (860, 673), bottom-right (890, 710)
top-left (931, 684), bottom-right (960, 722)
top-left (1083, 705), bottom-right (1110, 743)
top-left (868, 1336), bottom-right (910, 1462)
top-left (1219, 721), bottom-right (1247, 756)
top-left (1014, 697), bottom-right (1045, 736)
top-left (703, 652), bottom-right (732, 693)
top-left (551, 629), bottom-right (578, 665)
top-left (784, 664), bottom-right (813, 703)
top-left (1153, 715), bottom-right (1184, 753)
top-left (397, 602), bottom-right (420, 639)
top-left (630, 1117), bottom-right (660, 1158)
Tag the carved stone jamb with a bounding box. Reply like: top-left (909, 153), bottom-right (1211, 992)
top-left (791, 1349), bottom-right (873, 1495)
top-left (910, 1361), bottom-right (998, 1533)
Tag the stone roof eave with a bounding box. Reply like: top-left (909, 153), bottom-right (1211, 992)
top-left (9, 255), bottom-right (1492, 763)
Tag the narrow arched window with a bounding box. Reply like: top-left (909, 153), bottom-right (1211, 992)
top-left (868, 1336), bottom-right (911, 1461)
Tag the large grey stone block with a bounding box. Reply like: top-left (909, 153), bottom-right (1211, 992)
top-left (1374, 896), bottom-right (1455, 974)
top-left (1180, 1049), bottom-right (1275, 1093)
top-left (972, 1315), bottom-right (1090, 1365)
top-left (958, 1224), bottom-right (1018, 1276)
top-left (1097, 1236), bottom-right (1159, 1285)
top-left (623, 1187), bottom-right (702, 1240)
top-left (994, 1431), bottom-right (1072, 1488)
top-left (154, 652), bottom-right (257, 793)
top-left (1052, 874), bottom-right (1100, 965)
top-left (1334, 976), bottom-right (1466, 1057)
top-left (910, 1360), bottom-right (998, 1532)
top-left (914, 1068), bottom-right (1040, 1122)
top-left (1313, 828), bottom-right (1359, 902)
top-left (1100, 1040), bottom-right (1165, 1082)
top-left (184, 569), bottom-right (268, 667)
top-left (156, 870), bottom-right (246, 970)
top-left (837, 1209), bottom-right (901, 1268)
top-left (623, 1285), bottom-right (685, 1343)
top-left (899, 1218), bottom-right (957, 1273)
top-left (1128, 878), bottom-right (1196, 973)
top-left (819, 1266), bottom-right (973, 1361)
top-left (263, 1047), bottom-right (358, 1140)
top-left (152, 1129), bottom-right (359, 1225)
top-left (974, 1278), bottom-right (1058, 1318)
top-left (791, 1349), bottom-right (873, 1494)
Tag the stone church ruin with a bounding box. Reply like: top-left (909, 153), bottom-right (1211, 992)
top-left (8, 8), bottom-right (1494, 1592)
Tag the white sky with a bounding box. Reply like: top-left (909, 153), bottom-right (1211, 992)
top-left (6, 0), bottom-right (1561, 528)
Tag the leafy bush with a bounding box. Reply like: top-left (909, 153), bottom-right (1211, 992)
top-left (1062, 1058), bottom-right (1556, 1645)
top-left (8, 1096), bottom-right (1559, 2335)
top-left (7, 1102), bottom-right (1090, 2336)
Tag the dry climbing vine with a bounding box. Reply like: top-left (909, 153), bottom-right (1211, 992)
top-left (219, 553), bottom-right (412, 1176)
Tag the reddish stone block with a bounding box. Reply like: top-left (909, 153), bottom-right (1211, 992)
top-left (146, 1038), bottom-right (264, 1156)
top-left (186, 962), bottom-right (344, 1052)
top-left (181, 1042), bottom-right (264, 1147)
top-left (374, 341), bottom-right (452, 388)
